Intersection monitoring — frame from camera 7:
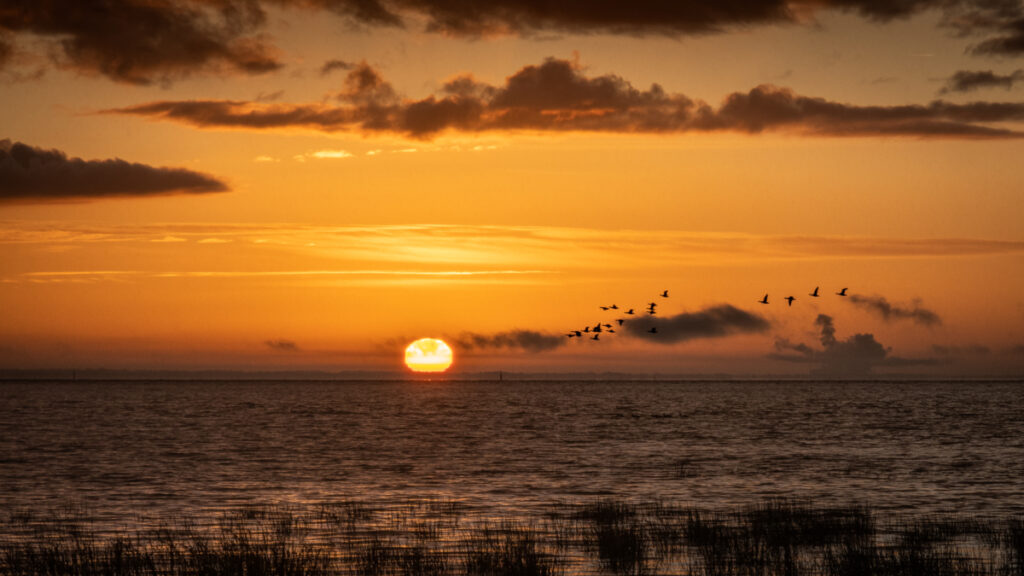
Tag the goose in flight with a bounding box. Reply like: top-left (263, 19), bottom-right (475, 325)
top-left (648, 327), bottom-right (658, 334)
top-left (625, 309), bottom-right (635, 315)
top-left (785, 296), bottom-right (795, 306)
top-left (660, 290), bottom-right (669, 298)
top-left (617, 319), bottom-right (625, 326)
top-left (759, 294), bottom-right (769, 304)
top-left (810, 286), bottom-right (820, 297)
top-left (836, 288), bottom-right (848, 296)
top-left (592, 334), bottom-right (600, 341)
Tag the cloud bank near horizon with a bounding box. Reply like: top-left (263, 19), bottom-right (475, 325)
top-left (771, 314), bottom-right (936, 376)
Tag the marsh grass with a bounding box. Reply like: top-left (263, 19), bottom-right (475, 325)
top-left (2, 500), bottom-right (1022, 575)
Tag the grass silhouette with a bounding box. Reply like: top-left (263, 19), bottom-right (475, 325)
top-left (2, 499), bottom-right (1022, 575)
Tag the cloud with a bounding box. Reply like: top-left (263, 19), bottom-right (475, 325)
top-left (623, 304), bottom-right (771, 344)
top-left (320, 59), bottom-right (355, 75)
top-left (941, 70), bottom-right (1024, 94)
top-left (0, 139), bottom-right (228, 203)
top-left (309, 149), bottom-right (354, 159)
top-left (846, 294), bottom-right (942, 326)
top-left (109, 57), bottom-right (1024, 140)
top-left (969, 16), bottom-right (1024, 56)
top-left (0, 0), bottom-right (280, 84)
top-left (931, 344), bottom-right (990, 357)
top-left (453, 330), bottom-right (565, 353)
top-left (6, 1), bottom-right (1024, 84)
top-left (771, 314), bottom-right (936, 377)
top-left (265, 339), bottom-right (299, 352)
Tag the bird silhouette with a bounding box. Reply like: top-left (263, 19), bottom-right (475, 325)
top-left (608, 329), bottom-right (615, 333)
top-left (810, 286), bottom-right (820, 297)
top-left (785, 296), bottom-right (795, 306)
top-left (600, 306), bottom-right (609, 311)
top-left (591, 334), bottom-right (600, 341)
top-left (593, 323), bottom-right (602, 333)
top-left (617, 319), bottom-right (625, 326)
top-left (836, 288), bottom-right (848, 296)
top-left (625, 309), bottom-right (635, 315)
top-left (603, 323), bottom-right (612, 328)
top-left (583, 327), bottom-right (590, 333)
top-left (759, 294), bottom-right (769, 304)
top-left (574, 331), bottom-right (582, 337)
top-left (660, 290), bottom-right (669, 298)
top-left (648, 327), bottom-right (658, 334)
top-left (566, 333), bottom-right (576, 338)
top-left (610, 304), bottom-right (618, 310)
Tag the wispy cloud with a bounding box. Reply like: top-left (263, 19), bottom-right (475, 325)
top-left (940, 70), bottom-right (1024, 94)
top-left (309, 149), bottom-right (354, 159)
top-left (453, 330), bottom-right (565, 353)
top-left (108, 58), bottom-right (1024, 140)
top-left (3, 224), bottom-right (1024, 265)
top-left (846, 294), bottom-right (942, 326)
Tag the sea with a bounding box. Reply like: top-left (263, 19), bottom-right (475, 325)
top-left (1, 379), bottom-right (1023, 529)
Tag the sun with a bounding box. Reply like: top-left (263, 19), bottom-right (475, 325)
top-left (404, 338), bottom-right (454, 373)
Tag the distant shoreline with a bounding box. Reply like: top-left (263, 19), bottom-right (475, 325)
top-left (2, 369), bottom-right (1022, 382)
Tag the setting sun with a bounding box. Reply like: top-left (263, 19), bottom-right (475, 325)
top-left (404, 338), bottom-right (454, 373)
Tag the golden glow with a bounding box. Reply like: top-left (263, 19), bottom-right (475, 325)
top-left (404, 338), bottom-right (454, 372)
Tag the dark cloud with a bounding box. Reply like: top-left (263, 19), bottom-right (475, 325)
top-left (320, 59), bottom-right (356, 75)
top-left (0, 33), bottom-right (11, 68)
top-left (0, 0), bottom-right (280, 84)
top-left (454, 330), bottom-right (565, 353)
top-left (771, 314), bottom-right (936, 377)
top-left (4, 1), bottom-right (1023, 84)
top-left (109, 57), bottom-right (1024, 140)
top-left (931, 344), bottom-right (991, 357)
top-left (941, 70), bottom-right (1024, 94)
top-left (623, 304), bottom-right (771, 344)
top-left (0, 139), bottom-right (228, 203)
top-left (846, 294), bottom-right (942, 326)
top-left (971, 16), bottom-right (1024, 56)
top-left (265, 339), bottom-right (299, 352)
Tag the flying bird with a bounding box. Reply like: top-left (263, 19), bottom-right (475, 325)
top-left (617, 319), bottom-right (625, 326)
top-left (759, 294), bottom-right (769, 304)
top-left (610, 304), bottom-right (618, 310)
top-left (660, 290), bottom-right (669, 298)
top-left (600, 306), bottom-right (609, 311)
top-left (593, 323), bottom-right (602, 333)
top-left (592, 334), bottom-right (600, 341)
top-left (837, 288), bottom-right (848, 296)
top-left (603, 323), bottom-right (612, 329)
top-left (625, 309), bottom-right (635, 315)
top-left (583, 327), bottom-right (590, 333)
top-left (810, 286), bottom-right (820, 297)
top-left (785, 296), bottom-right (795, 306)
top-left (648, 327), bottom-right (658, 334)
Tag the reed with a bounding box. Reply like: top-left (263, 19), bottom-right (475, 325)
top-left (1, 500), bottom-right (1021, 576)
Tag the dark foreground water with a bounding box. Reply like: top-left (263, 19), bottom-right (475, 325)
top-left (1, 380), bottom-right (1023, 526)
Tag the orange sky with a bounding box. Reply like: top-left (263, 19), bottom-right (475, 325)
top-left (2, 2), bottom-right (1024, 376)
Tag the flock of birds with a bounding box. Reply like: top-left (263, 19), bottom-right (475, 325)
top-left (565, 286), bottom-right (849, 341)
